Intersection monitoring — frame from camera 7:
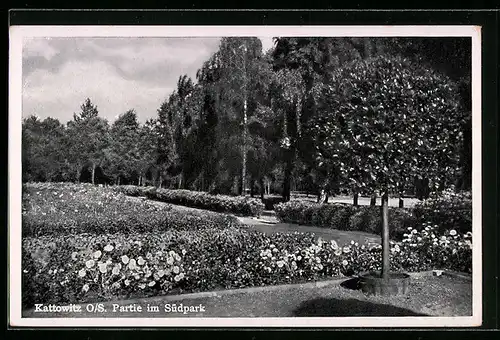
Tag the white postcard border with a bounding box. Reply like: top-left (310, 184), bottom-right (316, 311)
top-left (9, 25), bottom-right (482, 328)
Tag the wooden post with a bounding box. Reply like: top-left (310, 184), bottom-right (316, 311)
top-left (381, 191), bottom-right (390, 280)
top-left (370, 194), bottom-right (377, 206)
top-left (353, 193), bottom-right (359, 206)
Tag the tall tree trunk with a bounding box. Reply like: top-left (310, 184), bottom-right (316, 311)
top-left (76, 167), bottom-right (81, 183)
top-left (370, 194), bottom-right (377, 206)
top-left (353, 192), bottom-right (359, 206)
top-left (91, 163), bottom-right (96, 185)
top-left (117, 176), bottom-right (120, 186)
top-left (159, 176), bottom-right (163, 188)
top-left (381, 191), bottom-right (390, 280)
top-left (283, 157), bottom-right (293, 202)
top-left (250, 176), bottom-right (255, 197)
top-left (241, 98), bottom-right (248, 197)
top-left (259, 178), bottom-right (265, 200)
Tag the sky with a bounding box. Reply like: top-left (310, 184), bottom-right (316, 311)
top-left (22, 37), bottom-right (275, 124)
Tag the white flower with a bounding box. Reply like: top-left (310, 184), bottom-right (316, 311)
top-left (128, 259), bottom-right (137, 270)
top-left (104, 244), bottom-right (114, 252)
top-left (93, 250), bottom-right (102, 259)
top-left (82, 284), bottom-right (89, 292)
top-left (342, 260), bottom-right (348, 266)
top-left (121, 255), bottom-right (130, 264)
top-left (78, 269), bottom-right (86, 277)
top-left (166, 257), bottom-right (174, 265)
top-left (124, 279), bottom-right (130, 286)
top-left (157, 269), bottom-right (165, 277)
top-left (71, 252), bottom-right (78, 261)
top-left (85, 260), bottom-right (95, 269)
top-left (98, 263), bottom-right (107, 274)
top-left (112, 266), bottom-right (120, 275)
top-left (277, 261), bottom-right (285, 268)
top-left (148, 280), bottom-right (156, 287)
top-left (173, 266), bottom-right (180, 274)
top-left (137, 257), bottom-right (145, 266)
top-left (449, 229), bottom-right (457, 236)
top-left (330, 240), bottom-right (338, 249)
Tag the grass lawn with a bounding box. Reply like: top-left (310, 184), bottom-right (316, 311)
top-left (23, 273), bottom-right (471, 318)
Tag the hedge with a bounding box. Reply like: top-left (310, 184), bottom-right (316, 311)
top-left (275, 201), bottom-right (418, 239)
top-left (275, 191), bottom-right (472, 239)
top-left (116, 185), bottom-right (264, 217)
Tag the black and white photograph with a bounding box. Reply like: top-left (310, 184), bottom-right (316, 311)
top-left (9, 25), bottom-right (481, 327)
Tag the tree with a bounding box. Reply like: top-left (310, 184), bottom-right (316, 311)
top-left (22, 116), bottom-right (71, 182)
top-left (67, 98), bottom-right (109, 184)
top-left (217, 37), bottom-right (264, 195)
top-left (311, 55), bottom-right (464, 279)
top-left (106, 109), bottom-right (141, 185)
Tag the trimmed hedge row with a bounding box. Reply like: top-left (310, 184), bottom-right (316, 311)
top-left (23, 224), bottom-right (472, 307)
top-left (275, 201), bottom-right (417, 239)
top-left (275, 191), bottom-right (472, 239)
top-left (22, 183), bottom-right (241, 237)
top-left (116, 185), bottom-right (265, 217)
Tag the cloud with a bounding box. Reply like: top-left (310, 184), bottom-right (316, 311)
top-left (21, 36), bottom-right (275, 124)
top-left (22, 37), bottom-right (221, 123)
top-left (23, 59), bottom-right (173, 123)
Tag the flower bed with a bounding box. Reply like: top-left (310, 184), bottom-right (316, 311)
top-left (21, 183), bottom-right (472, 308)
top-left (22, 183), bottom-right (241, 237)
top-left (115, 185), bottom-right (264, 217)
top-left (23, 224), bottom-right (471, 307)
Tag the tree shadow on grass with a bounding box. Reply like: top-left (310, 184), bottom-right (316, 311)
top-left (293, 298), bottom-right (429, 317)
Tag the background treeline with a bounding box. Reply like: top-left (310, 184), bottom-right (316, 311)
top-left (22, 37), bottom-right (472, 201)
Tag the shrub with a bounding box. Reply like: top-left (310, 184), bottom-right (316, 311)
top-left (117, 186), bottom-right (264, 217)
top-left (262, 196), bottom-right (285, 210)
top-left (23, 224), bottom-right (472, 307)
top-left (349, 207), bottom-right (418, 238)
top-left (22, 183), bottom-right (241, 237)
top-left (413, 189), bottom-right (472, 234)
top-left (275, 201), bottom-right (417, 239)
top-left (115, 185), bottom-right (153, 197)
